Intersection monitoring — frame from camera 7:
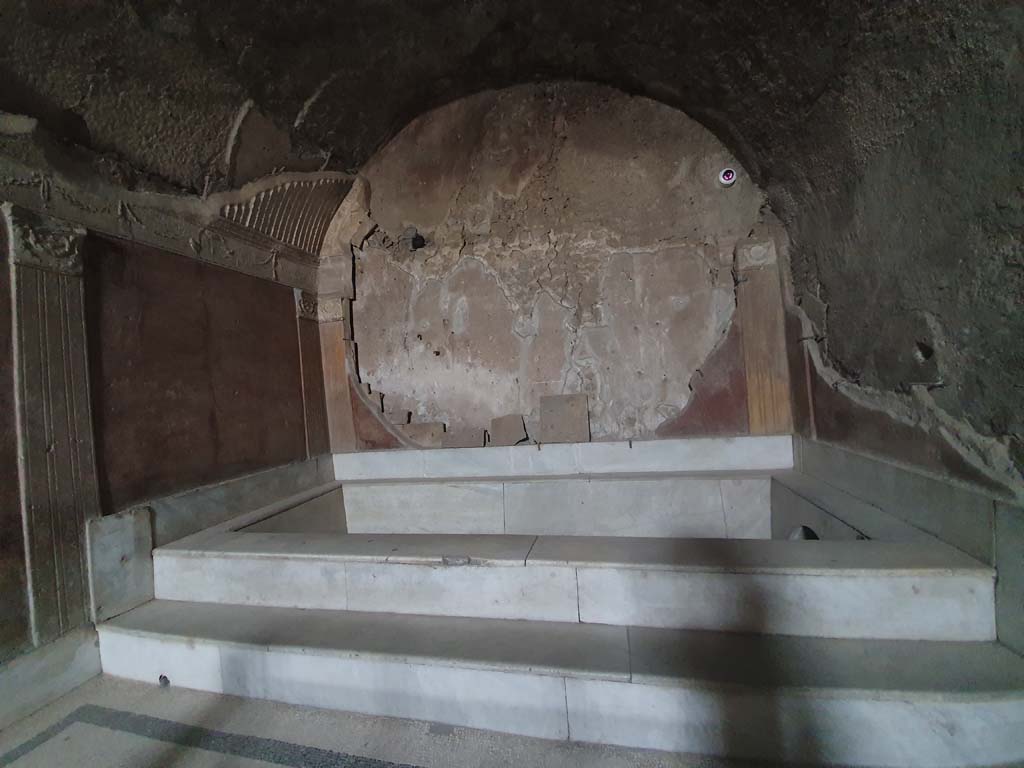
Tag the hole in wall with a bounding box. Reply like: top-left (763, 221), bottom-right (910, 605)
top-left (788, 525), bottom-right (820, 541)
top-left (914, 341), bottom-right (935, 363)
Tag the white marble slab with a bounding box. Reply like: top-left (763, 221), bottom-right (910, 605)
top-left (154, 529), bottom-right (994, 637)
top-left (425, 446), bottom-right (526, 478)
top-left (504, 477), bottom-right (728, 537)
top-left (99, 629), bottom-right (224, 693)
top-left (86, 507), bottom-right (154, 622)
top-left (576, 436), bottom-right (793, 475)
top-left (506, 443), bottom-right (581, 476)
top-left (577, 568), bottom-right (996, 640)
top-left (97, 602), bottom-right (1024, 765)
top-left (222, 647), bottom-right (570, 740)
top-left (343, 476), bottom-right (771, 539)
top-left (99, 627), bottom-right (570, 740)
top-left (720, 477), bottom-right (771, 539)
top-left (565, 677), bottom-right (1024, 767)
top-left (796, 437), bottom-right (996, 564)
top-left (344, 482), bottom-right (504, 534)
top-left (153, 551), bottom-right (348, 610)
top-left (163, 532), bottom-right (535, 566)
top-left (334, 436), bottom-right (794, 481)
top-left (627, 625), bottom-right (1024, 692)
top-left (333, 449), bottom-right (426, 481)
top-left (105, 600), bottom-right (630, 680)
top-left (346, 562), bottom-right (579, 622)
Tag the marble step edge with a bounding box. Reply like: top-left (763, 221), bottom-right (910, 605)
top-left (98, 601), bottom-right (1024, 702)
top-left (337, 469), bottom-right (779, 485)
top-left (333, 435), bottom-right (795, 481)
top-left (155, 533), bottom-right (994, 576)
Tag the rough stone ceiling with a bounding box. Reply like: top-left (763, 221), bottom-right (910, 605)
top-left (1, 0), bottom-right (854, 192)
top-left (1, 0), bottom-right (1022, 485)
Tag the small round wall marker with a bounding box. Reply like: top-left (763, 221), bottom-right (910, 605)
top-left (718, 168), bottom-right (737, 187)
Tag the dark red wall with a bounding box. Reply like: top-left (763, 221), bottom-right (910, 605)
top-left (657, 321), bottom-right (749, 438)
top-left (85, 236), bottom-right (307, 510)
top-left (0, 212), bottom-right (32, 662)
top-left (784, 308), bottom-right (1006, 495)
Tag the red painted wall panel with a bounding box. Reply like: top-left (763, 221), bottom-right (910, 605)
top-left (84, 236), bottom-right (307, 510)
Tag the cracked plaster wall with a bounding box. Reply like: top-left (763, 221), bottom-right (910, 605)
top-left (352, 84), bottom-right (763, 439)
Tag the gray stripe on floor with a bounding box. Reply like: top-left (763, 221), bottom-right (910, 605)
top-left (0, 704), bottom-right (422, 767)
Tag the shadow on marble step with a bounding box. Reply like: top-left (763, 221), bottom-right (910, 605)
top-left (151, 535), bottom-right (996, 640)
top-left (97, 600), bottom-right (1024, 767)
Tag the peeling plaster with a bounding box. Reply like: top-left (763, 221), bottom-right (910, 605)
top-left (793, 304), bottom-right (1024, 503)
top-left (349, 84), bottom-right (763, 439)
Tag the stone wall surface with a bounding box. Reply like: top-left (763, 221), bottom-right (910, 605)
top-left (353, 84), bottom-right (763, 439)
top-left (84, 236), bottom-right (307, 510)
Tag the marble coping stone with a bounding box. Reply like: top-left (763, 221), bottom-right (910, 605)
top-left (795, 437), bottom-right (996, 565)
top-left (86, 507), bottom-right (154, 623)
top-left (526, 536), bottom-right (992, 575)
top-left (164, 480), bottom-right (345, 549)
top-left (149, 457), bottom-right (335, 547)
top-left (101, 600), bottom-right (1024, 697)
top-left (333, 435), bottom-right (794, 481)
top-left (158, 532), bottom-right (537, 567)
top-left (157, 531), bottom-right (993, 576)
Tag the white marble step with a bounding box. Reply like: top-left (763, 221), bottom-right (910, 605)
top-left (342, 474), bottom-right (772, 538)
top-left (332, 435), bottom-right (794, 481)
top-left (153, 533), bottom-right (995, 640)
top-left (99, 600), bottom-right (1024, 766)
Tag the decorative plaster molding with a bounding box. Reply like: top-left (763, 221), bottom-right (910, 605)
top-left (2, 203), bottom-right (85, 275)
top-left (220, 177), bottom-right (349, 256)
top-left (7, 206), bottom-right (100, 645)
top-left (0, 118), bottom-right (354, 290)
top-left (296, 290), bottom-right (350, 325)
top-left (736, 237), bottom-right (778, 270)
